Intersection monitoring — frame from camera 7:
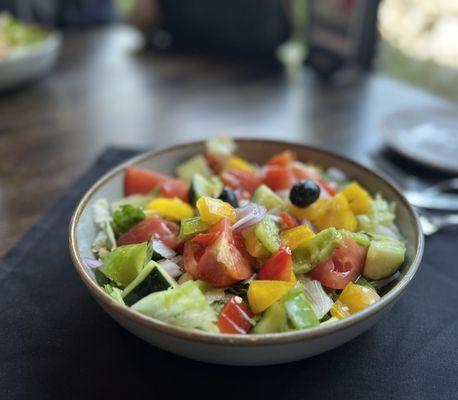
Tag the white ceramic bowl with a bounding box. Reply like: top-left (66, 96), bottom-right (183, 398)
top-left (69, 139), bottom-right (423, 366)
top-left (0, 31), bottom-right (61, 91)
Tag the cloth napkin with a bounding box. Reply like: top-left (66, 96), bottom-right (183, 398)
top-left (1, 148), bottom-right (457, 400)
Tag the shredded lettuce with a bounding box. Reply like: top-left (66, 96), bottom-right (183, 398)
top-left (357, 194), bottom-right (401, 239)
top-left (111, 193), bottom-right (156, 212)
top-left (131, 280), bottom-right (218, 332)
top-left (92, 198), bottom-right (117, 256)
top-left (103, 284), bottom-right (125, 305)
top-left (111, 204), bottom-right (145, 237)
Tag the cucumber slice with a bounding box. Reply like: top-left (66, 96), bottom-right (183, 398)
top-left (292, 228), bottom-right (344, 274)
top-left (252, 302), bottom-right (289, 334)
top-left (179, 216), bottom-right (210, 240)
top-left (252, 185), bottom-right (285, 210)
top-left (189, 174), bottom-right (223, 205)
top-left (254, 215), bottom-right (281, 253)
top-left (122, 261), bottom-right (177, 306)
top-left (100, 243), bottom-right (149, 288)
top-left (131, 280), bottom-right (218, 332)
top-left (363, 239), bottom-right (405, 280)
top-left (176, 155), bottom-right (212, 184)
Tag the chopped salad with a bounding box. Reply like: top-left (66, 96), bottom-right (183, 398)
top-left (88, 137), bottom-right (406, 334)
top-left (0, 13), bottom-right (47, 59)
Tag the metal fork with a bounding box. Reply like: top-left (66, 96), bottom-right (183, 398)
top-left (418, 214), bottom-right (458, 235)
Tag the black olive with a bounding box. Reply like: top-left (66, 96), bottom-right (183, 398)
top-left (289, 180), bottom-right (321, 207)
top-left (218, 187), bottom-right (239, 208)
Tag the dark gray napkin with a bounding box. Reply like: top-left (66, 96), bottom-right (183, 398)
top-left (1, 148), bottom-right (457, 400)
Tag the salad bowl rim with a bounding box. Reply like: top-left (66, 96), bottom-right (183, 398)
top-left (69, 138), bottom-right (424, 346)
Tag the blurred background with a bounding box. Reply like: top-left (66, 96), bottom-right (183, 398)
top-left (0, 0), bottom-right (457, 254)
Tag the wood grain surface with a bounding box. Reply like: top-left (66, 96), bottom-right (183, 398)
top-left (0, 25), bottom-right (450, 256)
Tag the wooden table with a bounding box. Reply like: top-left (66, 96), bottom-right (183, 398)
top-left (0, 24), bottom-right (450, 256)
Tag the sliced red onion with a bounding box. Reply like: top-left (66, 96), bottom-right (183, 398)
top-left (158, 258), bottom-right (182, 278)
top-left (83, 257), bottom-right (102, 269)
top-left (152, 239), bottom-right (176, 259)
top-left (238, 199), bottom-right (250, 208)
top-left (369, 271), bottom-right (401, 290)
top-left (233, 203), bottom-right (266, 230)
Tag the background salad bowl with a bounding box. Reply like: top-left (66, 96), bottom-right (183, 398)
top-left (69, 139), bottom-right (424, 366)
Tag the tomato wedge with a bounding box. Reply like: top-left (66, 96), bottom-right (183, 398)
top-left (124, 167), bottom-right (167, 196)
top-left (117, 216), bottom-right (181, 249)
top-left (280, 211), bottom-right (300, 229)
top-left (217, 297), bottom-right (253, 334)
top-left (124, 166), bottom-right (188, 201)
top-left (319, 179), bottom-right (339, 197)
top-left (290, 162), bottom-right (321, 181)
top-left (183, 218), bottom-right (253, 287)
top-left (159, 178), bottom-right (189, 202)
top-left (258, 246), bottom-right (292, 281)
top-left (308, 237), bottom-right (367, 289)
top-left (221, 169), bottom-right (262, 195)
top-left (262, 165), bottom-right (296, 191)
top-left (268, 150), bottom-right (297, 166)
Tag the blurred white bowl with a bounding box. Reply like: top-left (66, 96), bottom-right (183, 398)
top-left (0, 31), bottom-right (61, 91)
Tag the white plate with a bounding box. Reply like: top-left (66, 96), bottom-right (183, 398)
top-left (0, 31), bottom-right (61, 91)
top-left (382, 107), bottom-right (458, 174)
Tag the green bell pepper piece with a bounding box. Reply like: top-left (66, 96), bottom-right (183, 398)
top-left (338, 229), bottom-right (371, 248)
top-left (254, 215), bottom-right (281, 253)
top-left (292, 227), bottom-right (344, 274)
top-left (281, 284), bottom-right (319, 330)
top-left (179, 216), bottom-right (210, 240)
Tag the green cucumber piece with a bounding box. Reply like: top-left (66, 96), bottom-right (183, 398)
top-left (122, 261), bottom-right (177, 306)
top-left (281, 284), bottom-right (319, 330)
top-left (252, 302), bottom-right (289, 334)
top-left (254, 215), bottom-right (281, 253)
top-left (179, 216), bottom-right (210, 240)
top-left (252, 184), bottom-right (285, 210)
top-left (363, 239), bottom-right (405, 280)
top-left (131, 280), bottom-right (218, 332)
top-left (189, 173), bottom-right (223, 205)
top-left (176, 155), bottom-right (212, 184)
top-left (292, 228), bottom-right (344, 274)
top-left (338, 229), bottom-right (371, 248)
top-left (355, 276), bottom-right (377, 292)
top-left (100, 243), bottom-right (149, 288)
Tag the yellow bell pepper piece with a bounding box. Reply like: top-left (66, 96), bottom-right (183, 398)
top-left (225, 156), bottom-right (254, 172)
top-left (244, 229), bottom-right (270, 259)
top-left (248, 280), bottom-right (295, 314)
top-left (330, 300), bottom-right (351, 320)
top-left (289, 198), bottom-right (328, 221)
top-left (341, 182), bottom-right (372, 215)
top-left (338, 282), bottom-right (380, 314)
top-left (315, 193), bottom-right (357, 232)
top-left (280, 225), bottom-right (315, 250)
top-left (146, 197), bottom-right (194, 221)
top-left (196, 196), bottom-right (236, 225)
top-left (290, 272), bottom-right (297, 283)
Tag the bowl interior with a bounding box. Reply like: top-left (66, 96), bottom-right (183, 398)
top-left (73, 139), bottom-right (422, 341)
